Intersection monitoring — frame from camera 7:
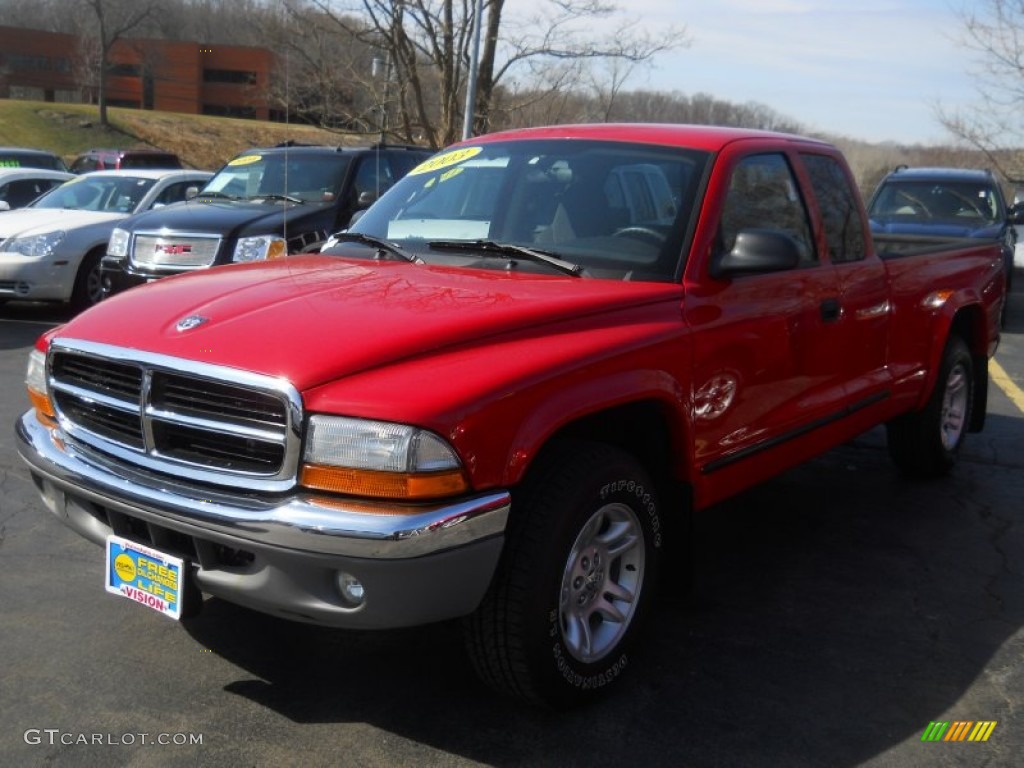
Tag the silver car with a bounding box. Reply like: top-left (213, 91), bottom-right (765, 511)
top-left (0, 169), bottom-right (212, 310)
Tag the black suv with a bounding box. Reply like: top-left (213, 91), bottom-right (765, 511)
top-left (70, 148), bottom-right (183, 173)
top-left (0, 146), bottom-right (69, 172)
top-left (102, 142), bottom-right (432, 296)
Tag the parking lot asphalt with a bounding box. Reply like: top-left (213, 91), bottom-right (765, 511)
top-left (1, 288), bottom-right (1022, 768)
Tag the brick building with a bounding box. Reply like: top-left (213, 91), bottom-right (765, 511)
top-left (0, 26), bottom-right (274, 120)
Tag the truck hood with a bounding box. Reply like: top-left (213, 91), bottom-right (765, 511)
top-left (58, 256), bottom-right (682, 391)
top-left (122, 198), bottom-right (330, 236)
top-left (0, 208), bottom-right (124, 238)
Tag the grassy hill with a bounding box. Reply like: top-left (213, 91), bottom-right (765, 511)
top-left (0, 99), bottom-right (373, 171)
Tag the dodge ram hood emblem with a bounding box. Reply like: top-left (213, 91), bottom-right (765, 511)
top-left (175, 314), bottom-right (209, 332)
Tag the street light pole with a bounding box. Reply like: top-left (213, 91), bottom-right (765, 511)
top-left (462, 0), bottom-right (484, 141)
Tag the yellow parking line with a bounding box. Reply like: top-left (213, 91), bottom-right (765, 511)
top-left (992, 358), bottom-right (1024, 412)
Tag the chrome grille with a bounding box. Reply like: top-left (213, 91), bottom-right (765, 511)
top-left (47, 341), bottom-right (302, 490)
top-left (130, 233), bottom-right (221, 269)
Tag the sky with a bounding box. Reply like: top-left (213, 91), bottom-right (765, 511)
top-left (513, 0), bottom-right (982, 145)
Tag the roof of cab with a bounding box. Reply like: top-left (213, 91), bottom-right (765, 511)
top-left (459, 123), bottom-right (831, 152)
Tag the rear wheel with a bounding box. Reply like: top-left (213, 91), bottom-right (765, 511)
top-left (887, 336), bottom-right (973, 477)
top-left (70, 249), bottom-right (104, 312)
top-left (464, 440), bottom-right (663, 708)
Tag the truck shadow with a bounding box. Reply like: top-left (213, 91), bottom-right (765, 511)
top-left (182, 418), bottom-right (1024, 766)
top-left (0, 301), bottom-right (74, 350)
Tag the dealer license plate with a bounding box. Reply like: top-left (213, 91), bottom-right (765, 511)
top-left (105, 535), bottom-right (184, 620)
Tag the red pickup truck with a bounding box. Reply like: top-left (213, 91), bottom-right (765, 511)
top-left (16, 124), bottom-right (1005, 708)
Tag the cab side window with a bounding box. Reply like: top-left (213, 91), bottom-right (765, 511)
top-left (352, 157), bottom-right (395, 202)
top-left (153, 181), bottom-right (199, 207)
top-left (3, 179), bottom-right (59, 208)
top-left (801, 153), bottom-right (866, 263)
top-left (720, 153), bottom-right (815, 265)
top-left (71, 157), bottom-right (99, 173)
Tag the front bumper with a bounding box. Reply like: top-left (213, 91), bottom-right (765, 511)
top-left (0, 250), bottom-right (74, 301)
top-left (100, 257), bottom-right (171, 297)
top-left (16, 411), bottom-right (509, 628)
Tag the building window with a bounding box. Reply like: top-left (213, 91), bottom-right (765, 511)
top-left (203, 69), bottom-right (256, 85)
top-left (108, 63), bottom-right (142, 77)
top-left (202, 104), bottom-right (256, 118)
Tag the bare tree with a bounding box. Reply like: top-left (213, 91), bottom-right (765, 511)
top-left (939, 0), bottom-right (1024, 179)
top-left (77, 0), bottom-right (159, 126)
top-left (258, 2), bottom-right (380, 132)
top-left (305, 0), bottom-right (687, 148)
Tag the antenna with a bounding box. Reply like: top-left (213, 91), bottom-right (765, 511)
top-left (282, 50), bottom-right (289, 246)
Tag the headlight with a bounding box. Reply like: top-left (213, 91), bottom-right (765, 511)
top-left (107, 227), bottom-right (130, 258)
top-left (233, 235), bottom-right (287, 262)
top-left (5, 231), bottom-right (65, 258)
top-left (25, 348), bottom-right (56, 424)
top-left (301, 415), bottom-right (468, 499)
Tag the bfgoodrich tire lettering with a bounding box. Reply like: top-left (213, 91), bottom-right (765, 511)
top-left (886, 335), bottom-right (973, 477)
top-left (463, 440), bottom-right (662, 707)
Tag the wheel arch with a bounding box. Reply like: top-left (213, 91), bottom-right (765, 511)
top-left (505, 393), bottom-right (694, 548)
top-left (921, 302), bottom-right (989, 433)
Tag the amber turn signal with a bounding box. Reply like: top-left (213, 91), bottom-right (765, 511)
top-left (300, 464), bottom-right (469, 500)
top-left (28, 387), bottom-right (57, 426)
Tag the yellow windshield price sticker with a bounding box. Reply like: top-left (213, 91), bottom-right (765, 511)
top-left (440, 167), bottom-right (464, 183)
top-left (408, 146), bottom-right (482, 176)
top-left (228, 154), bottom-right (262, 166)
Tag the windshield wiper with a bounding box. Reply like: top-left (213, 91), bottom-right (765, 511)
top-left (197, 190), bottom-right (238, 200)
top-left (427, 239), bottom-right (583, 277)
top-left (325, 232), bottom-right (420, 263)
top-left (253, 193), bottom-right (303, 204)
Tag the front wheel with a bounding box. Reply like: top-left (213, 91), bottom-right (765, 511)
top-left (887, 336), bottom-right (974, 477)
top-left (464, 440), bottom-right (663, 708)
top-left (70, 250), bottom-right (105, 312)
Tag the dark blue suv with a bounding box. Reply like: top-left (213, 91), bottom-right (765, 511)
top-left (867, 166), bottom-right (1021, 290)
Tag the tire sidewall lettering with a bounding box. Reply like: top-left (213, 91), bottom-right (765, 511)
top-left (599, 478), bottom-right (662, 549)
top-left (547, 608), bottom-right (629, 691)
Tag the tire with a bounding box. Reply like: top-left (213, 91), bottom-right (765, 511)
top-left (463, 440), bottom-right (663, 708)
top-left (886, 336), bottom-right (973, 477)
top-left (70, 250), bottom-right (104, 312)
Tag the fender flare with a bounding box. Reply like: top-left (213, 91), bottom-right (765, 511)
top-left (499, 368), bottom-right (691, 488)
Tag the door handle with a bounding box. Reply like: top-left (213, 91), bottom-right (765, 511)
top-left (820, 298), bottom-right (841, 322)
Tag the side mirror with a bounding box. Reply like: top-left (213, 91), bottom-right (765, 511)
top-left (0, 201), bottom-right (9, 212)
top-left (186, 186), bottom-right (200, 201)
top-left (357, 190), bottom-right (378, 208)
top-left (348, 209), bottom-right (367, 228)
top-left (710, 229), bottom-right (801, 279)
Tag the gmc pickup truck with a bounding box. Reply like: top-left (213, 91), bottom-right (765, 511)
top-left (16, 124), bottom-right (1006, 708)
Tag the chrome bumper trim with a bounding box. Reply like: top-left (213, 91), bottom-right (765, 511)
top-left (16, 411), bottom-right (510, 560)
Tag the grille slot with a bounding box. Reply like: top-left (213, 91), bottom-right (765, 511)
top-left (152, 373), bottom-right (287, 431)
top-left (152, 421), bottom-right (285, 472)
top-left (54, 391), bottom-right (145, 447)
top-left (48, 346), bottom-right (299, 487)
top-left (53, 355), bottom-right (142, 399)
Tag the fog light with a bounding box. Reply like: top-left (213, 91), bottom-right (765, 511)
top-left (336, 572), bottom-right (366, 607)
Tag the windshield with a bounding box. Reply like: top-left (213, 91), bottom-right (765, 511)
top-left (870, 180), bottom-right (1003, 225)
top-left (202, 152), bottom-right (351, 204)
top-left (32, 175), bottom-right (156, 213)
top-left (343, 139), bottom-right (709, 281)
